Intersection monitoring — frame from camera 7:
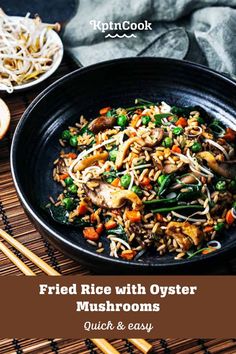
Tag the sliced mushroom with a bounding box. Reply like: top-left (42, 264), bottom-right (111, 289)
top-left (74, 151), bottom-right (108, 172)
top-left (166, 221), bottom-right (203, 250)
top-left (144, 128), bottom-right (164, 147)
top-left (89, 115), bottom-right (116, 134)
top-left (115, 137), bottom-right (145, 169)
top-left (84, 179), bottom-right (142, 209)
top-left (171, 175), bottom-right (197, 190)
top-left (197, 151), bottom-right (235, 178)
top-left (163, 164), bottom-right (179, 174)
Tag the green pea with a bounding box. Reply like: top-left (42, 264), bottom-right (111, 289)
top-left (117, 114), bottom-right (128, 127)
top-left (62, 197), bottom-right (75, 211)
top-left (69, 135), bottom-right (78, 147)
top-left (191, 142), bottom-right (202, 153)
top-left (64, 177), bottom-right (73, 186)
top-left (173, 127), bottom-right (183, 135)
top-left (197, 117), bottom-right (204, 125)
top-left (109, 149), bottom-right (118, 162)
top-left (162, 137), bottom-right (173, 148)
top-left (158, 175), bottom-right (166, 185)
top-left (141, 115), bottom-right (151, 125)
top-left (121, 174), bottom-right (131, 188)
top-left (131, 185), bottom-right (143, 196)
top-left (214, 222), bottom-right (224, 232)
top-left (61, 130), bottom-right (71, 140)
top-left (68, 184), bottom-right (78, 194)
top-left (216, 180), bottom-right (227, 191)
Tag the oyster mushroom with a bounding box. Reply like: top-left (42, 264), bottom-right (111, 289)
top-left (74, 151), bottom-right (108, 172)
top-left (84, 179), bottom-right (142, 209)
top-left (115, 137), bottom-right (145, 169)
top-left (166, 221), bottom-right (203, 250)
top-left (171, 175), bottom-right (197, 190)
top-left (197, 151), bottom-right (235, 178)
top-left (89, 115), bottom-right (116, 134)
top-left (144, 128), bottom-right (164, 147)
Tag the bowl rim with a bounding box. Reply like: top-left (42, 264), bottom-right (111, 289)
top-left (0, 16), bottom-right (64, 92)
top-left (10, 56), bottom-right (236, 270)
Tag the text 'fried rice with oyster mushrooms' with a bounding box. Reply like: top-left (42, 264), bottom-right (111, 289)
top-left (47, 98), bottom-right (236, 261)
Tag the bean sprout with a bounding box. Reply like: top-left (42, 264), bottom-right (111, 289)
top-left (0, 9), bottom-right (61, 92)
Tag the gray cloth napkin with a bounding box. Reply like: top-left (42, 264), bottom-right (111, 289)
top-left (63, 0), bottom-right (236, 78)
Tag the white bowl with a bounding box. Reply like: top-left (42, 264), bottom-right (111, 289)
top-left (0, 16), bottom-right (64, 92)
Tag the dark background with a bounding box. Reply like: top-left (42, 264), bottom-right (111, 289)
top-left (0, 0), bottom-right (78, 23)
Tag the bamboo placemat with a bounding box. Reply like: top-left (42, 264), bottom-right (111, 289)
top-left (0, 55), bottom-right (236, 353)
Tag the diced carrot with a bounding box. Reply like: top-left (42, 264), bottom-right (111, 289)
top-left (171, 145), bottom-right (181, 154)
top-left (156, 213), bottom-right (164, 222)
top-left (99, 106), bottom-right (111, 115)
top-left (105, 219), bottom-right (117, 230)
top-left (126, 210), bottom-right (142, 223)
top-left (59, 173), bottom-right (69, 180)
top-left (202, 247), bottom-right (215, 255)
top-left (77, 202), bottom-right (87, 216)
top-left (111, 178), bottom-right (120, 187)
top-left (131, 115), bottom-right (140, 128)
top-left (96, 223), bottom-right (104, 235)
top-left (83, 227), bottom-right (99, 241)
top-left (65, 153), bottom-right (77, 159)
top-left (129, 132), bottom-right (137, 137)
top-left (226, 209), bottom-right (235, 224)
top-left (203, 226), bottom-right (213, 233)
top-left (140, 177), bottom-right (151, 186)
top-left (175, 117), bottom-right (188, 127)
top-left (105, 166), bottom-right (111, 172)
top-left (120, 249), bottom-right (137, 260)
top-left (224, 128), bottom-right (236, 142)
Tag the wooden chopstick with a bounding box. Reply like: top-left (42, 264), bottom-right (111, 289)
top-left (128, 339), bottom-right (152, 353)
top-left (0, 241), bottom-right (36, 276)
top-left (0, 228), bottom-right (60, 275)
top-left (0, 229), bottom-right (153, 354)
top-left (90, 339), bottom-right (120, 354)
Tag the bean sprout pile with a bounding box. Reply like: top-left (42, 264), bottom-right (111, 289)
top-left (0, 9), bottom-right (61, 93)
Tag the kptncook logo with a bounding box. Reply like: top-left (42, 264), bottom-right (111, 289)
top-left (90, 20), bottom-right (152, 38)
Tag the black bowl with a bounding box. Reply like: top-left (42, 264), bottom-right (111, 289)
top-left (11, 58), bottom-right (236, 274)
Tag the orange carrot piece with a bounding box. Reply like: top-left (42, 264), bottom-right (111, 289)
top-left (175, 117), bottom-right (188, 127)
top-left (99, 106), bottom-right (111, 115)
top-left (202, 247), bottom-right (215, 255)
top-left (203, 226), bottom-right (213, 233)
top-left (96, 223), bottom-right (104, 235)
top-left (140, 177), bottom-right (151, 186)
top-left (126, 210), bottom-right (142, 223)
top-left (171, 145), bottom-right (181, 154)
top-left (65, 153), bottom-right (77, 159)
top-left (156, 213), bottom-right (164, 222)
top-left (226, 209), bottom-right (235, 224)
top-left (120, 249), bottom-right (137, 260)
top-left (59, 173), bottom-right (69, 180)
top-left (83, 227), bottom-right (99, 241)
top-left (105, 219), bottom-right (117, 230)
top-left (77, 202), bottom-right (87, 216)
top-left (111, 178), bottom-right (120, 187)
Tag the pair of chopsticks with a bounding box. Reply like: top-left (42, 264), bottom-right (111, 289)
top-left (0, 228), bottom-right (152, 353)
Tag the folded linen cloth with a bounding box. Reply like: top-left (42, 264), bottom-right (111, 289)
top-left (63, 0), bottom-right (236, 78)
